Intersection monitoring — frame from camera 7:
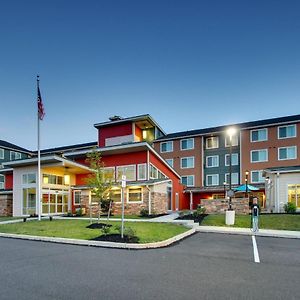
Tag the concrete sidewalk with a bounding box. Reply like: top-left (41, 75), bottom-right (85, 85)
top-left (196, 225), bottom-right (300, 239)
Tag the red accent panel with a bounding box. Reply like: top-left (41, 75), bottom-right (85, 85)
top-left (149, 152), bottom-right (188, 210)
top-left (98, 123), bottom-right (133, 147)
top-left (135, 125), bottom-right (142, 141)
top-left (5, 174), bottom-right (13, 189)
top-left (76, 174), bottom-right (91, 186)
top-left (102, 151), bottom-right (147, 167)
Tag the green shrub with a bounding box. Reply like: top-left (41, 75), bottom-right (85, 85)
top-left (101, 224), bottom-right (111, 236)
top-left (284, 202), bottom-right (297, 214)
top-left (192, 205), bottom-right (206, 218)
top-left (115, 225), bottom-right (136, 238)
top-left (140, 208), bottom-right (149, 217)
top-left (75, 208), bottom-right (83, 217)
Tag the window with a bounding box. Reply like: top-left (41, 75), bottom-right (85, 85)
top-left (278, 146), bottom-right (297, 160)
top-left (150, 164), bottom-right (158, 179)
top-left (251, 149), bottom-right (268, 162)
top-left (137, 164), bottom-right (147, 180)
top-left (0, 175), bottom-right (4, 189)
top-left (0, 148), bottom-right (4, 159)
top-left (251, 170), bottom-right (264, 183)
top-left (22, 173), bottom-right (36, 184)
top-left (74, 191), bottom-right (81, 205)
top-left (225, 153), bottom-right (239, 166)
top-left (225, 173), bottom-right (239, 185)
top-left (225, 135), bottom-right (239, 147)
top-left (103, 167), bottom-right (115, 181)
top-left (278, 125), bottom-right (296, 139)
top-left (116, 165), bottom-right (136, 181)
top-left (206, 174), bottom-right (219, 186)
top-left (22, 188), bottom-right (36, 215)
top-left (110, 188), bottom-right (121, 203)
top-left (128, 187), bottom-right (143, 202)
top-left (42, 174), bottom-right (64, 185)
top-left (206, 155), bottom-right (219, 168)
top-left (251, 129), bottom-right (268, 142)
top-left (165, 159), bottom-right (174, 168)
top-left (206, 137), bottom-right (219, 149)
top-left (180, 138), bottom-right (194, 150)
top-left (181, 157), bottom-right (194, 169)
top-left (181, 175), bottom-right (194, 187)
top-left (10, 151), bottom-right (21, 160)
top-left (160, 141), bottom-right (173, 153)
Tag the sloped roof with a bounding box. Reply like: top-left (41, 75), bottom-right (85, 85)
top-left (0, 140), bottom-right (32, 154)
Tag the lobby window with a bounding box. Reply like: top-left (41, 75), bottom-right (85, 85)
top-left (110, 188), bottom-right (121, 203)
top-left (117, 165), bottom-right (136, 181)
top-left (225, 134), bottom-right (239, 147)
top-left (251, 129), bottom-right (268, 142)
top-left (137, 164), bottom-right (147, 180)
top-left (225, 173), bottom-right (239, 185)
top-left (181, 157), bottom-right (194, 169)
top-left (181, 175), bottom-right (194, 187)
top-left (128, 187), bottom-right (143, 202)
top-left (103, 167), bottom-right (115, 182)
top-left (165, 159), bottom-right (174, 168)
top-left (251, 170), bottom-right (264, 183)
top-left (160, 141), bottom-right (173, 153)
top-left (278, 124), bottom-right (296, 139)
top-left (74, 191), bottom-right (81, 205)
top-left (180, 138), bottom-right (194, 150)
top-left (206, 155), bottom-right (219, 168)
top-left (10, 151), bottom-right (21, 161)
top-left (22, 173), bottom-right (36, 184)
top-left (278, 146), bottom-right (297, 160)
top-left (251, 149), bottom-right (268, 163)
top-left (206, 137), bottom-right (219, 149)
top-left (0, 148), bottom-right (4, 159)
top-left (0, 175), bottom-right (4, 189)
top-left (225, 153), bottom-right (239, 166)
top-left (206, 174), bottom-right (219, 186)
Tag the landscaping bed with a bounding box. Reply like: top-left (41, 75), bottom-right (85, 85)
top-left (0, 219), bottom-right (189, 243)
top-left (176, 213), bottom-right (208, 224)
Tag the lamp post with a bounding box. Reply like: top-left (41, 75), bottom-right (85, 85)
top-left (223, 181), bottom-right (226, 199)
top-left (245, 170), bottom-right (249, 198)
top-left (225, 127), bottom-right (237, 225)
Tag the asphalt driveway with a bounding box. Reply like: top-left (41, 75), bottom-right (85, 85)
top-left (0, 233), bottom-right (299, 300)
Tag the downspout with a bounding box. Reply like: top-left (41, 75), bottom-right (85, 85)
top-left (146, 185), bottom-right (151, 215)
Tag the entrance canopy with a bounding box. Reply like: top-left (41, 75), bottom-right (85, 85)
top-left (234, 184), bottom-right (260, 192)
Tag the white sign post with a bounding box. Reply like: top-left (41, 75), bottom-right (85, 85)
top-left (121, 175), bottom-right (126, 238)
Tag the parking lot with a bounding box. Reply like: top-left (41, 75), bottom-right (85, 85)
top-left (0, 233), bottom-right (299, 300)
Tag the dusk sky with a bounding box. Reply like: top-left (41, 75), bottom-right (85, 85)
top-left (1, 0), bottom-right (300, 150)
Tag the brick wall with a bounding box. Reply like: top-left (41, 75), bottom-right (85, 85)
top-left (201, 198), bottom-right (249, 215)
top-left (0, 194), bottom-right (13, 216)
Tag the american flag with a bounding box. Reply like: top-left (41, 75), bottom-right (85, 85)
top-left (37, 86), bottom-right (45, 120)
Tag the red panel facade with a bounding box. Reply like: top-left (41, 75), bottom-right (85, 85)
top-left (5, 174), bottom-right (13, 189)
top-left (102, 151), bottom-right (147, 167)
top-left (98, 122), bottom-right (133, 147)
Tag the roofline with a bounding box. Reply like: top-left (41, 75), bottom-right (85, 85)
top-left (265, 168), bottom-right (300, 174)
top-left (155, 114), bottom-right (300, 142)
top-left (63, 142), bottom-right (181, 179)
top-left (93, 114), bottom-right (166, 135)
top-left (37, 142), bottom-right (97, 155)
top-left (0, 144), bottom-right (32, 155)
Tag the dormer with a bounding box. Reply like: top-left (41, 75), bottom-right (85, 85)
top-left (94, 114), bottom-right (165, 147)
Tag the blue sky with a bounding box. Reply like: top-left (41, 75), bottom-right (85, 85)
top-left (1, 0), bottom-right (300, 150)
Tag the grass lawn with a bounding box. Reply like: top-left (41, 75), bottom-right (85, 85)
top-left (0, 219), bottom-right (188, 243)
top-left (202, 214), bottom-right (300, 231)
top-left (0, 217), bottom-right (21, 222)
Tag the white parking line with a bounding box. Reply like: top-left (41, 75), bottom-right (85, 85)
top-left (252, 235), bottom-right (260, 263)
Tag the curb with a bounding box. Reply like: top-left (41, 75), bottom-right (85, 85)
top-left (196, 226), bottom-right (300, 239)
top-left (0, 228), bottom-right (196, 249)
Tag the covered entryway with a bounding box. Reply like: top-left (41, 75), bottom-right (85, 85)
top-left (42, 189), bottom-right (69, 215)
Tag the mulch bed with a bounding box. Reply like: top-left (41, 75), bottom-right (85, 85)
top-left (176, 214), bottom-right (208, 224)
top-left (86, 223), bottom-right (112, 229)
top-left (91, 234), bottom-right (139, 243)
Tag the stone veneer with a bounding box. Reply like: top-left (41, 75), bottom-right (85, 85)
top-left (80, 187), bottom-right (168, 216)
top-left (0, 194), bottom-right (13, 216)
top-left (201, 198), bottom-right (249, 215)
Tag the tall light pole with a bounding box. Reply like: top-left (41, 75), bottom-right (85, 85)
top-left (245, 170), bottom-right (249, 198)
top-left (227, 127), bottom-right (236, 211)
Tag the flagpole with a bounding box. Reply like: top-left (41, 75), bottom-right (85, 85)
top-left (37, 75), bottom-right (41, 221)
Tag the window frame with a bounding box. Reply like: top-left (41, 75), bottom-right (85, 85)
top-left (225, 135), bottom-right (239, 147)
top-left (160, 141), bottom-right (173, 153)
top-left (116, 164), bottom-right (136, 181)
top-left (206, 155), bottom-right (219, 168)
top-left (251, 170), bottom-right (265, 183)
top-left (0, 148), bottom-right (4, 159)
top-left (225, 153), bottom-right (239, 166)
top-left (73, 190), bottom-right (81, 205)
top-left (206, 174), bottom-right (219, 186)
top-left (250, 128), bottom-right (268, 142)
top-left (225, 172), bottom-right (239, 185)
top-left (278, 124), bottom-right (297, 139)
top-left (180, 156), bottom-right (195, 169)
top-left (127, 187), bottom-right (143, 203)
top-left (180, 138), bottom-right (194, 151)
top-left (206, 137), bottom-right (219, 149)
top-left (250, 149), bottom-right (268, 163)
top-left (181, 175), bottom-right (195, 187)
top-left (137, 163), bottom-right (147, 180)
top-left (278, 146), bottom-right (297, 161)
top-left (0, 174), bottom-right (5, 189)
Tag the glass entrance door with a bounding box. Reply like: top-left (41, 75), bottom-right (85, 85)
top-left (42, 190), bottom-right (69, 215)
top-left (288, 184), bottom-right (300, 208)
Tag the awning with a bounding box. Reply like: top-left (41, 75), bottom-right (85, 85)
top-left (234, 184), bottom-right (260, 192)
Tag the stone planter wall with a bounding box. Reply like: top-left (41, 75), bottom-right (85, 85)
top-left (201, 198), bottom-right (249, 215)
top-left (0, 194), bottom-right (13, 216)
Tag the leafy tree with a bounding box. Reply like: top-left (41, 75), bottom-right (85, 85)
top-left (85, 149), bottom-right (113, 223)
